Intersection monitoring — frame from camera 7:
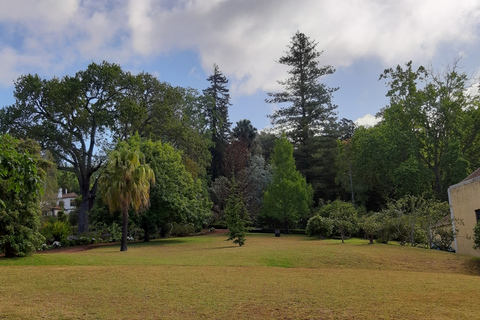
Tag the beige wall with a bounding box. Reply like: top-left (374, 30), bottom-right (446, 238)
top-left (449, 177), bottom-right (480, 257)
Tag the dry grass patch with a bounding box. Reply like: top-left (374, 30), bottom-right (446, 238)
top-left (1, 234), bottom-right (480, 319)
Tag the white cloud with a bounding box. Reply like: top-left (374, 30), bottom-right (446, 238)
top-left (124, 0), bottom-right (480, 97)
top-left (355, 113), bottom-right (379, 127)
top-left (1, 0), bottom-right (480, 97)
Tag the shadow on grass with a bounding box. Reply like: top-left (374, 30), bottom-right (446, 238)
top-left (464, 257), bottom-right (480, 276)
top-left (126, 238), bottom-right (188, 248)
top-left (204, 245), bottom-right (242, 250)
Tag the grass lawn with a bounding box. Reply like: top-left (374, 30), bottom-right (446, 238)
top-left (1, 233), bottom-right (480, 319)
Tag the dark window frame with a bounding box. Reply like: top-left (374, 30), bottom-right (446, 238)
top-left (475, 209), bottom-right (480, 223)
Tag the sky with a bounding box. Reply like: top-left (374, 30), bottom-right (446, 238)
top-left (1, 0), bottom-right (480, 131)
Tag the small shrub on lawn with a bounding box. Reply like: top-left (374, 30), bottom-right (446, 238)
top-left (306, 215), bottom-right (333, 239)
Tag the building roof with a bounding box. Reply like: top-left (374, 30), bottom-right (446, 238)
top-left (62, 192), bottom-right (78, 199)
top-left (462, 167), bottom-right (480, 182)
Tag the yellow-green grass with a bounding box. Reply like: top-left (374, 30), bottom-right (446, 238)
top-left (1, 234), bottom-right (480, 319)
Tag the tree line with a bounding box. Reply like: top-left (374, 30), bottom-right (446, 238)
top-left (2, 31), bottom-right (480, 256)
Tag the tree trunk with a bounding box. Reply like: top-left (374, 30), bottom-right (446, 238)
top-left (284, 219), bottom-right (290, 234)
top-left (121, 209), bottom-right (128, 251)
top-left (144, 227), bottom-right (150, 242)
top-left (369, 236), bottom-right (374, 245)
top-left (78, 194), bottom-right (90, 234)
top-left (5, 243), bottom-right (14, 258)
top-left (349, 162), bottom-right (355, 204)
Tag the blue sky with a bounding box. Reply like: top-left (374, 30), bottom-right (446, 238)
top-left (1, 0), bottom-right (480, 131)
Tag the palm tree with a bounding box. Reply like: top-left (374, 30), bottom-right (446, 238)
top-left (99, 146), bottom-right (155, 251)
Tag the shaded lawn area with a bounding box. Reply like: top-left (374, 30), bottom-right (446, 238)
top-left (1, 234), bottom-right (480, 319)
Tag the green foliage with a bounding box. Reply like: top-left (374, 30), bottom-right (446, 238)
top-left (380, 195), bottom-right (449, 249)
top-left (472, 223), bottom-right (480, 251)
top-left (57, 171), bottom-right (80, 194)
top-left (68, 209), bottom-right (79, 227)
top-left (203, 64), bottom-right (232, 180)
top-left (41, 220), bottom-right (72, 243)
top-left (435, 218), bottom-right (461, 251)
top-left (359, 212), bottom-right (382, 244)
top-left (118, 76), bottom-right (212, 176)
top-left (39, 150), bottom-right (59, 214)
top-left (261, 136), bottom-right (313, 232)
top-left (91, 222), bottom-right (122, 242)
top-left (1, 61), bottom-right (211, 235)
top-left (232, 119), bottom-right (257, 149)
top-left (170, 223), bottom-right (196, 237)
top-left (126, 135), bottom-right (212, 241)
top-left (1, 61), bottom-right (131, 234)
top-left (99, 141), bottom-right (155, 251)
top-left (305, 215), bottom-right (333, 239)
top-left (0, 134), bottom-right (45, 257)
top-left (383, 195), bottom-right (424, 246)
top-left (321, 200), bottom-right (358, 243)
top-left (267, 31), bottom-right (338, 202)
top-left (379, 61), bottom-right (473, 201)
top-left (224, 178), bottom-right (249, 246)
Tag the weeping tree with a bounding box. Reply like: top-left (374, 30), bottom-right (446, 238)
top-left (99, 143), bottom-right (155, 251)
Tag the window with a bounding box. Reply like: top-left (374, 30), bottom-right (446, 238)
top-left (475, 209), bottom-right (480, 223)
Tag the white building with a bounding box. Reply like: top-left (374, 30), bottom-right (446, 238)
top-left (50, 188), bottom-right (78, 216)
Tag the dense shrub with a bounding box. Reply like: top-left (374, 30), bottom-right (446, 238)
top-left (68, 210), bottom-right (79, 227)
top-left (0, 135), bottom-right (45, 257)
top-left (306, 215), bottom-right (333, 239)
top-left (170, 223), bottom-right (196, 237)
top-left (41, 220), bottom-right (72, 244)
top-left (359, 213), bottom-right (382, 244)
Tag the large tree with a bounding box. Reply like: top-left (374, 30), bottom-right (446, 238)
top-left (0, 61), bottom-right (128, 233)
top-left (379, 61), bottom-right (475, 200)
top-left (99, 143), bottom-right (155, 251)
top-left (266, 31), bottom-right (339, 201)
top-left (129, 136), bottom-right (212, 241)
top-left (116, 75), bottom-right (211, 175)
top-left (203, 64), bottom-right (232, 180)
top-left (261, 136), bottom-right (313, 233)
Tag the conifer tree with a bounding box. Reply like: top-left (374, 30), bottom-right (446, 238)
top-left (203, 64), bottom-right (232, 180)
top-left (225, 177), bottom-right (249, 246)
top-left (267, 31), bottom-right (338, 201)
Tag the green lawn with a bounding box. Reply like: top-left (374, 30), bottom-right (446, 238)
top-left (1, 233), bottom-right (480, 319)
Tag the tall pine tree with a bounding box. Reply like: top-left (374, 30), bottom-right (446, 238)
top-left (203, 64), bottom-right (232, 180)
top-left (266, 31), bottom-right (339, 202)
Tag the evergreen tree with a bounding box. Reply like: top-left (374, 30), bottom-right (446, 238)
top-left (261, 135), bottom-right (313, 233)
top-left (203, 64), bottom-right (232, 180)
top-left (266, 31), bottom-right (338, 202)
top-left (225, 177), bottom-right (249, 246)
